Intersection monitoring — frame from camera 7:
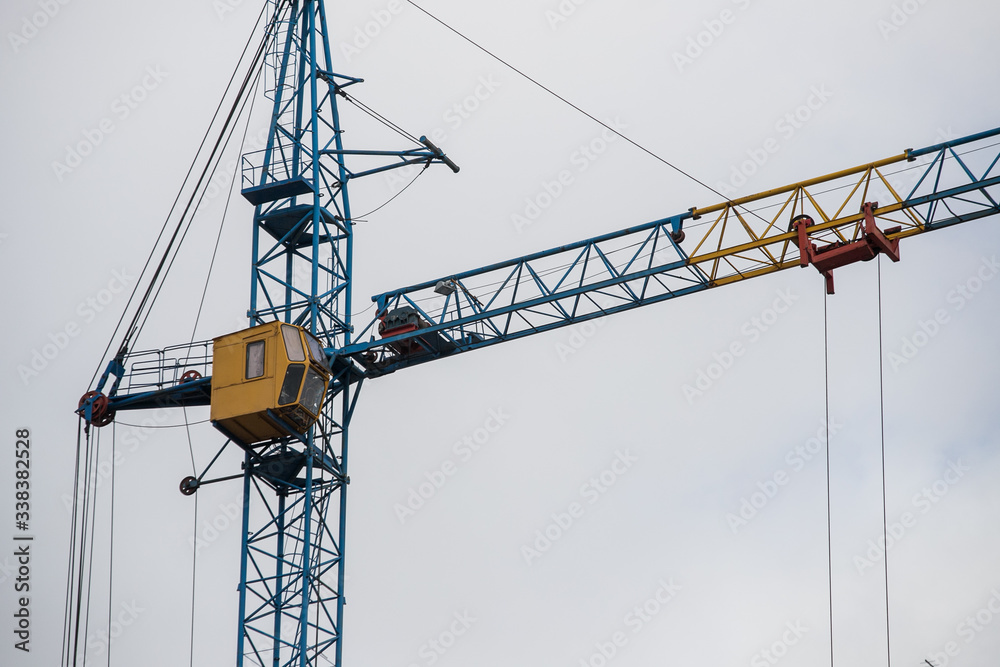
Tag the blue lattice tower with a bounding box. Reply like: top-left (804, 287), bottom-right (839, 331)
top-left (232, 1), bottom-right (455, 664)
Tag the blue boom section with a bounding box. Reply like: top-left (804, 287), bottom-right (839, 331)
top-left (339, 213), bottom-right (707, 376)
top-left (899, 126), bottom-right (1000, 232)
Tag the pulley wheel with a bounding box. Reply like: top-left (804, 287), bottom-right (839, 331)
top-left (179, 370), bottom-right (203, 383)
top-left (78, 391), bottom-right (115, 427)
top-left (179, 476), bottom-right (199, 496)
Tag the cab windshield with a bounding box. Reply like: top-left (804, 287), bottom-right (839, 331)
top-left (304, 332), bottom-right (326, 366)
top-left (300, 368), bottom-right (326, 415)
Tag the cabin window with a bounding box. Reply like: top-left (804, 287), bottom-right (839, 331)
top-left (300, 368), bottom-right (326, 415)
top-left (304, 332), bottom-right (325, 365)
top-left (282, 325), bottom-right (306, 362)
top-left (246, 340), bottom-right (265, 379)
top-left (279, 364), bottom-right (305, 405)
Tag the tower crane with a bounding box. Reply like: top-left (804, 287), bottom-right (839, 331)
top-left (71, 1), bottom-right (1000, 665)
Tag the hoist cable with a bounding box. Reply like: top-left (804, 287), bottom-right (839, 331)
top-left (81, 426), bottom-right (101, 667)
top-left (349, 162), bottom-right (429, 221)
top-left (190, 68), bottom-right (263, 343)
top-left (129, 17), bottom-right (276, 350)
top-left (823, 287), bottom-right (835, 667)
top-left (112, 419), bottom-right (212, 429)
top-left (69, 6), bottom-right (286, 660)
top-left (184, 406), bottom-right (199, 667)
top-left (123, 1), bottom-right (278, 350)
top-left (69, 424), bottom-right (96, 667)
top-left (340, 92), bottom-right (423, 145)
top-left (88, 0), bottom-right (270, 387)
top-left (174, 62), bottom-right (255, 642)
top-left (132, 59), bottom-right (265, 345)
top-left (107, 424), bottom-right (117, 667)
top-left (88, 0), bottom-right (279, 387)
top-left (877, 256), bottom-right (893, 667)
top-left (69, 426), bottom-right (90, 666)
top-left (61, 419), bottom-right (85, 667)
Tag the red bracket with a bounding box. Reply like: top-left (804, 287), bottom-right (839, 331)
top-left (792, 202), bottom-right (900, 294)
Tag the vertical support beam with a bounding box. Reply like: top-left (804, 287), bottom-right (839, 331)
top-left (297, 447), bottom-right (313, 666)
top-left (334, 388), bottom-right (351, 667)
top-left (300, 3), bottom-right (321, 663)
top-left (315, 0), bottom-right (353, 347)
top-left (237, 451), bottom-right (252, 667)
top-left (273, 492), bottom-right (287, 666)
top-left (308, 0), bottom-right (322, 335)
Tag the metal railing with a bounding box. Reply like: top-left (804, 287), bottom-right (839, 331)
top-left (118, 340), bottom-right (213, 394)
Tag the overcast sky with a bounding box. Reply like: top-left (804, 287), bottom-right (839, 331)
top-left (2, 1), bottom-right (1000, 666)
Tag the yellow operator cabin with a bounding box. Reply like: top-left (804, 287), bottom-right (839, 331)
top-left (211, 322), bottom-right (332, 445)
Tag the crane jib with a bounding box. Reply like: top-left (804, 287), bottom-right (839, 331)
top-left (347, 124), bottom-right (1000, 374)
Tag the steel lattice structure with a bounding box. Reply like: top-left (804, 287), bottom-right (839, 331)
top-left (75, 2), bottom-right (1000, 665)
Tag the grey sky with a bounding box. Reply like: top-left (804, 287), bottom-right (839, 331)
top-left (2, 1), bottom-right (999, 666)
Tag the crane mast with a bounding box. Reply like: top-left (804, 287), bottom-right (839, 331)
top-left (229, 1), bottom-right (457, 664)
top-left (236, 1), bottom-right (352, 662)
top-left (72, 1), bottom-right (1000, 665)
